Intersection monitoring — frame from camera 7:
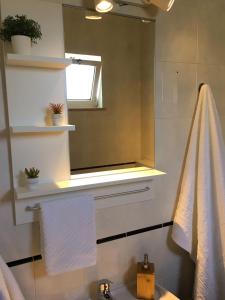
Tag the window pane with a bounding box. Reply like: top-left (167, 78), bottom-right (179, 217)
top-left (66, 64), bottom-right (95, 100)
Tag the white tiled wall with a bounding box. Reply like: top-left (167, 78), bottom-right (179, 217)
top-left (1, 0), bottom-right (225, 299)
top-left (10, 227), bottom-right (194, 300)
top-left (154, 0), bottom-right (225, 298)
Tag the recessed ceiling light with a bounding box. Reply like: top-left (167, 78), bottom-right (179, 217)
top-left (95, 0), bottom-right (114, 13)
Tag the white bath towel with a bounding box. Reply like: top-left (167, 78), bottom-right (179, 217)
top-left (172, 84), bottom-right (225, 299)
top-left (0, 255), bottom-right (25, 300)
top-left (40, 195), bottom-right (96, 275)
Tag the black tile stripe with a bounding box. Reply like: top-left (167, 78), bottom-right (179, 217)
top-left (7, 221), bottom-right (173, 268)
top-left (33, 254), bottom-right (42, 262)
top-left (126, 224), bottom-right (163, 236)
top-left (7, 256), bottom-right (35, 268)
top-left (97, 233), bottom-right (126, 244)
top-left (162, 221), bottom-right (173, 227)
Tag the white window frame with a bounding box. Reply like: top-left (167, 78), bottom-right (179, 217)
top-left (66, 56), bottom-right (102, 109)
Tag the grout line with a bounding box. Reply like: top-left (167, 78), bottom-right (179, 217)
top-left (7, 221), bottom-right (173, 268)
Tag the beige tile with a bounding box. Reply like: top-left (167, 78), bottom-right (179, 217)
top-left (96, 206), bottom-right (128, 239)
top-left (155, 0), bottom-right (198, 63)
top-left (155, 62), bottom-right (197, 119)
top-left (197, 64), bottom-right (225, 117)
top-left (97, 226), bottom-right (194, 298)
top-left (0, 199), bottom-right (40, 261)
top-left (34, 260), bottom-right (96, 300)
top-left (34, 226), bottom-right (191, 299)
top-left (96, 195), bottom-right (169, 240)
top-left (155, 117), bottom-right (192, 171)
top-left (153, 173), bottom-right (179, 222)
top-left (154, 118), bottom-right (193, 221)
top-left (11, 262), bottom-right (36, 300)
top-left (197, 0), bottom-right (225, 65)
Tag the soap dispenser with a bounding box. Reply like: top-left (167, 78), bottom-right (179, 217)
top-left (137, 254), bottom-right (155, 300)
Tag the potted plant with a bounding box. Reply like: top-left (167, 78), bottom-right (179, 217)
top-left (0, 15), bottom-right (42, 55)
top-left (49, 103), bottom-right (64, 126)
top-left (24, 167), bottom-right (40, 188)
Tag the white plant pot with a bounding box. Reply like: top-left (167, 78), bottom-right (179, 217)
top-left (27, 177), bottom-right (39, 189)
top-left (52, 114), bottom-right (63, 126)
top-left (11, 35), bottom-right (31, 55)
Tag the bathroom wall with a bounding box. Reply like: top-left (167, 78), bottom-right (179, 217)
top-left (154, 0), bottom-right (225, 297)
top-left (1, 0), bottom-right (225, 299)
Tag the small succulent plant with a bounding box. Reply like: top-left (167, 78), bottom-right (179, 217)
top-left (49, 103), bottom-right (64, 114)
top-left (24, 167), bottom-right (40, 179)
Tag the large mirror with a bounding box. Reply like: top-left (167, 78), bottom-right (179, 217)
top-left (63, 5), bottom-right (155, 174)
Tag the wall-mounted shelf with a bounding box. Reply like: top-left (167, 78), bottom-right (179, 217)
top-left (6, 54), bottom-right (72, 69)
top-left (15, 167), bottom-right (165, 200)
top-left (14, 167), bottom-right (165, 225)
top-left (10, 125), bottom-right (76, 133)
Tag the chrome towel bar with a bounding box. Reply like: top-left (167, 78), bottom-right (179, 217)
top-left (26, 186), bottom-right (150, 211)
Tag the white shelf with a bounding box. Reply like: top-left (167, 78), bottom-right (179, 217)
top-left (6, 54), bottom-right (72, 69)
top-left (15, 167), bottom-right (165, 200)
top-left (14, 167), bottom-right (166, 224)
top-left (10, 125), bottom-right (76, 133)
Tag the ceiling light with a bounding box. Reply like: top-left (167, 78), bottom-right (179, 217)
top-left (85, 10), bottom-right (102, 20)
top-left (149, 0), bottom-right (175, 11)
top-left (95, 0), bottom-right (114, 13)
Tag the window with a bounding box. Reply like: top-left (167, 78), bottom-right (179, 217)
top-left (65, 53), bottom-right (102, 109)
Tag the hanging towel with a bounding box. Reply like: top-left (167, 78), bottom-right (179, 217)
top-left (40, 195), bottom-right (96, 275)
top-left (172, 84), bottom-right (225, 299)
top-left (0, 255), bottom-right (25, 300)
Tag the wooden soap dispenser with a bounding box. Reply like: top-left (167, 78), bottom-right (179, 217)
top-left (137, 254), bottom-right (155, 300)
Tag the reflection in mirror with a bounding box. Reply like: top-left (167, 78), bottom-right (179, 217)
top-left (63, 6), bottom-right (155, 174)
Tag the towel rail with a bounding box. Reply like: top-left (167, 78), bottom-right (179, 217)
top-left (25, 186), bottom-right (150, 211)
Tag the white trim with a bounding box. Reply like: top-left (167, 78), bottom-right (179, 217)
top-left (7, 54), bottom-right (72, 69)
top-left (10, 125), bottom-right (75, 133)
top-left (67, 99), bottom-right (98, 109)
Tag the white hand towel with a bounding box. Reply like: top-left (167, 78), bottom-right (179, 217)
top-left (172, 84), bottom-right (225, 299)
top-left (0, 255), bottom-right (25, 300)
top-left (40, 194), bottom-right (96, 275)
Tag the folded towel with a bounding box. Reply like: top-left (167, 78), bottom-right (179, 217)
top-left (0, 255), bottom-right (25, 300)
top-left (172, 84), bottom-right (225, 299)
top-left (40, 195), bottom-right (96, 275)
